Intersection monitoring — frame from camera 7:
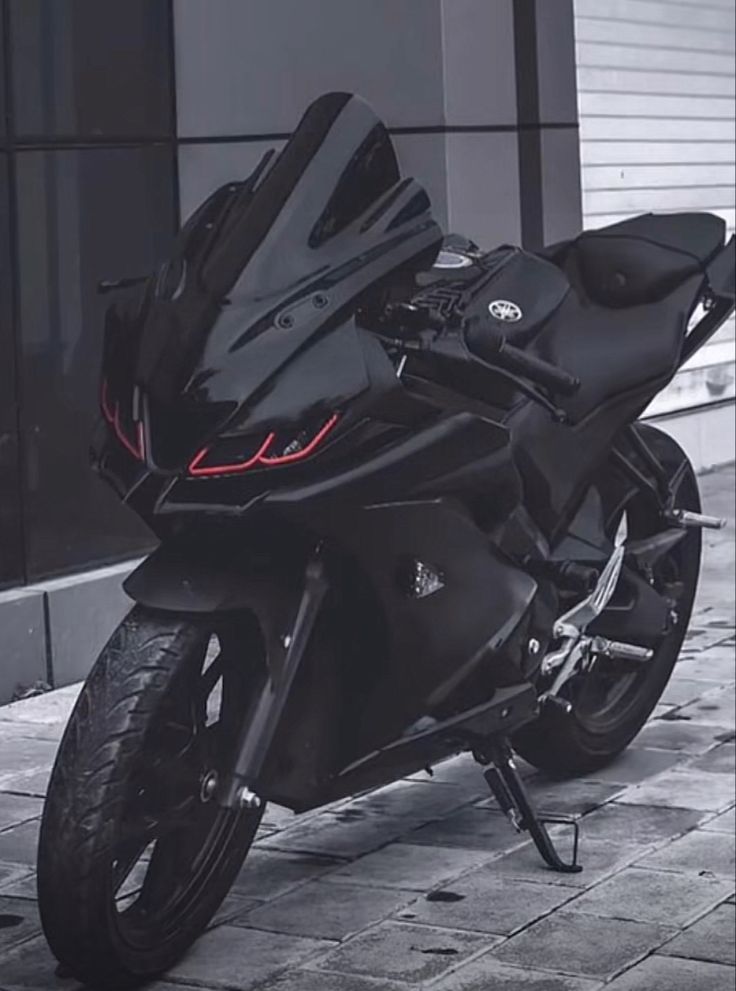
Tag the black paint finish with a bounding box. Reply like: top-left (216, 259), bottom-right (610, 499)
top-left (95, 94), bottom-right (732, 812)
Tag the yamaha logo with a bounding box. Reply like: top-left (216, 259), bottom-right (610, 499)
top-left (489, 299), bottom-right (523, 323)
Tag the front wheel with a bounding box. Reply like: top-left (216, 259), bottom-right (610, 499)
top-left (37, 606), bottom-right (265, 989)
top-left (514, 426), bottom-right (702, 776)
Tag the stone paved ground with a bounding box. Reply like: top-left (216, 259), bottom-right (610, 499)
top-left (0, 466), bottom-right (733, 991)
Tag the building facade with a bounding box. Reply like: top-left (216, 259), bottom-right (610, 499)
top-left (0, 0), bottom-right (733, 701)
top-left (574, 0), bottom-right (735, 464)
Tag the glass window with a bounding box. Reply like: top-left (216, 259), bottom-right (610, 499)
top-left (0, 7), bottom-right (7, 146)
top-left (0, 153), bottom-right (24, 588)
top-left (14, 145), bottom-right (175, 579)
top-left (9, 0), bottom-right (173, 140)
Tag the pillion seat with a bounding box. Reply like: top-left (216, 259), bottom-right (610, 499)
top-left (556, 212), bottom-right (726, 310)
top-left (532, 213), bottom-right (727, 418)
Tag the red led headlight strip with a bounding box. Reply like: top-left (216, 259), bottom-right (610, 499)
top-left (188, 414), bottom-right (340, 478)
top-left (101, 380), bottom-right (145, 461)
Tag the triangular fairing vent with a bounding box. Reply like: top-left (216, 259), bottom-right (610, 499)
top-left (135, 93), bottom-right (443, 442)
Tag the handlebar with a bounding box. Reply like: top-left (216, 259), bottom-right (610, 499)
top-left (464, 321), bottom-right (581, 397)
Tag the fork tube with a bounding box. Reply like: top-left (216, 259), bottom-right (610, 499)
top-left (220, 553), bottom-right (328, 808)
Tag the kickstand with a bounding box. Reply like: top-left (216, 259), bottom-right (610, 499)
top-left (475, 740), bottom-right (582, 874)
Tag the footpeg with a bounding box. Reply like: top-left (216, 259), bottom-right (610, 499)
top-left (667, 509), bottom-right (726, 531)
top-left (539, 694), bottom-right (574, 716)
top-left (477, 741), bottom-right (582, 874)
top-left (591, 637), bottom-right (653, 663)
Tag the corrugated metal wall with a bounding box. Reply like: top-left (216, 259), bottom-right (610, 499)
top-left (574, 0), bottom-right (735, 416)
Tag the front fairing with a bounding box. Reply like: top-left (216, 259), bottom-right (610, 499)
top-left (98, 93), bottom-right (442, 486)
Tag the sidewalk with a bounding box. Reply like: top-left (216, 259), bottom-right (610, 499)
top-left (0, 467), bottom-right (733, 991)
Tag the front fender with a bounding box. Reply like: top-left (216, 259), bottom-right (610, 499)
top-left (123, 533), bottom-right (305, 619)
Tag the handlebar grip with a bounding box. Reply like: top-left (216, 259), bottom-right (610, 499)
top-left (497, 344), bottom-right (581, 396)
top-left (465, 321), bottom-right (580, 396)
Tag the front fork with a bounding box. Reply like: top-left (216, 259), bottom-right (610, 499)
top-left (220, 550), bottom-right (329, 810)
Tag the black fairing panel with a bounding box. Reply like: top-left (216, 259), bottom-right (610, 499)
top-left (529, 273), bottom-right (703, 422)
top-left (300, 498), bottom-right (536, 741)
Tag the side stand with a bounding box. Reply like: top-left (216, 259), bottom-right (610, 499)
top-left (475, 739), bottom-right (582, 874)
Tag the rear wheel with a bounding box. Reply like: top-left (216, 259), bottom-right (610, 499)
top-left (514, 427), bottom-right (702, 775)
top-left (37, 606), bottom-right (265, 989)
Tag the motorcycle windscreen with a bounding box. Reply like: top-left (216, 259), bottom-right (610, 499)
top-left (135, 92), bottom-right (442, 420)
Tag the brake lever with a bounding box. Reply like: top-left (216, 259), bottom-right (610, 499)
top-left (419, 330), bottom-right (571, 424)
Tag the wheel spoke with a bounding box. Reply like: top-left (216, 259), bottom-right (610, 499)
top-left (113, 832), bottom-right (154, 896)
top-left (199, 652), bottom-right (226, 702)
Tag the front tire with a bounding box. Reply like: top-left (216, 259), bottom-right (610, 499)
top-left (37, 606), bottom-right (264, 989)
top-left (514, 426), bottom-right (702, 776)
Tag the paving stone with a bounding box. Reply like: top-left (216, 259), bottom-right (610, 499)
top-left (574, 748), bottom-right (683, 786)
top-left (0, 797), bottom-right (43, 833)
top-left (165, 924), bottom-right (329, 989)
top-left (605, 954), bottom-right (735, 991)
top-left (428, 957), bottom-right (602, 990)
top-left (0, 872), bottom-right (37, 899)
top-left (260, 804), bottom-right (302, 831)
top-left (634, 720), bottom-right (733, 754)
top-left (488, 838), bottom-right (645, 889)
top-left (576, 802), bottom-right (703, 845)
top-left (688, 742), bottom-right (735, 775)
top-left (661, 677), bottom-right (724, 707)
top-left (701, 806), bottom-right (736, 834)
top-left (0, 936), bottom-right (86, 991)
top-left (639, 828), bottom-right (736, 878)
top-left (207, 894), bottom-right (263, 931)
top-left (344, 780), bottom-right (481, 822)
top-left (677, 686), bottom-right (736, 727)
top-left (395, 872), bottom-right (576, 935)
top-left (0, 821), bottom-right (40, 867)
top-left (0, 686), bottom-right (79, 727)
top-left (487, 778), bottom-right (622, 818)
top-left (0, 769), bottom-right (50, 799)
top-left (0, 721), bottom-right (64, 744)
top-left (618, 767), bottom-right (735, 812)
top-left (258, 972), bottom-right (410, 991)
top-left (674, 651), bottom-right (736, 684)
top-left (681, 626), bottom-right (734, 653)
top-left (0, 896), bottom-right (40, 954)
top-left (0, 740), bottom-right (57, 791)
top-left (403, 807), bottom-right (528, 854)
top-left (493, 912), bottom-right (674, 979)
top-left (0, 864), bottom-right (32, 893)
top-left (568, 865), bottom-right (732, 926)
top-left (327, 843), bottom-right (493, 892)
top-left (257, 812), bottom-right (418, 859)
top-left (660, 903), bottom-right (736, 966)
top-left (230, 849), bottom-right (340, 901)
top-left (239, 880), bottom-right (417, 940)
top-left (310, 920), bottom-right (496, 984)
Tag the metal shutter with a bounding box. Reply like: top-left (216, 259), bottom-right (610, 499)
top-left (574, 0), bottom-right (735, 416)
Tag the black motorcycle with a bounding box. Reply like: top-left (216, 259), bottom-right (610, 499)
top-left (37, 93), bottom-right (735, 988)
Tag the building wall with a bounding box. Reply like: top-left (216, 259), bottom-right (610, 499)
top-left (174, 0), bottom-right (582, 249)
top-left (0, 0), bottom-right (582, 702)
top-left (574, 0), bottom-right (736, 428)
